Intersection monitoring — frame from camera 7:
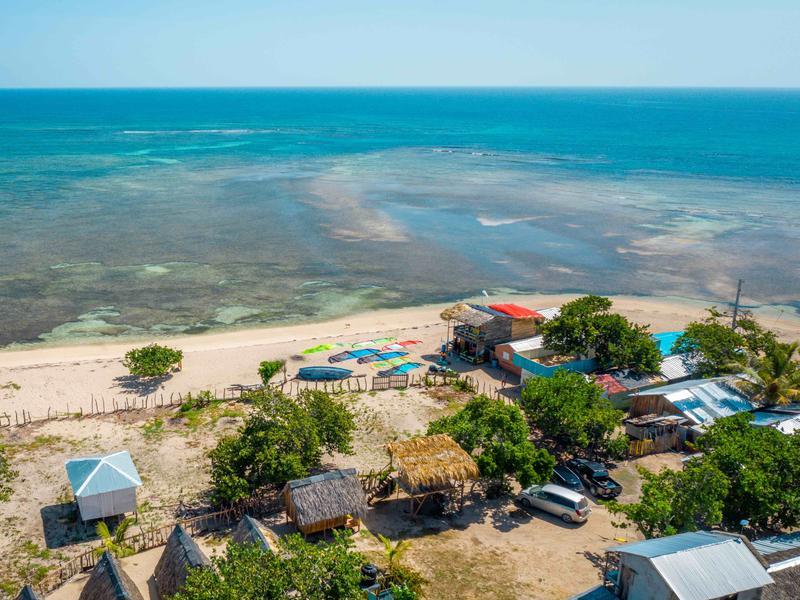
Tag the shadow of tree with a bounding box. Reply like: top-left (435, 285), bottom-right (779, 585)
top-left (113, 374), bottom-right (171, 395)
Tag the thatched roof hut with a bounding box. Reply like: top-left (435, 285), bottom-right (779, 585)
top-left (153, 524), bottom-right (211, 599)
top-left (232, 515), bottom-right (280, 553)
top-left (282, 468), bottom-right (367, 536)
top-left (78, 551), bottom-right (143, 600)
top-left (387, 434), bottom-right (480, 495)
top-left (15, 585), bottom-right (41, 600)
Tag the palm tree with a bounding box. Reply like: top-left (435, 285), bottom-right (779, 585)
top-left (739, 341), bottom-right (800, 406)
top-left (377, 534), bottom-right (412, 573)
top-left (94, 516), bottom-right (136, 558)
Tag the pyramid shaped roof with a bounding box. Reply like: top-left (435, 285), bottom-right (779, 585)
top-left (65, 451), bottom-right (142, 497)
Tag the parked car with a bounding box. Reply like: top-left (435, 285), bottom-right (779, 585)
top-left (551, 464), bottom-right (584, 493)
top-left (566, 458), bottom-right (623, 498)
top-left (517, 483), bottom-right (592, 523)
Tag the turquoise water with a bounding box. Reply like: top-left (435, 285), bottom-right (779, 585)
top-left (0, 89), bottom-right (798, 345)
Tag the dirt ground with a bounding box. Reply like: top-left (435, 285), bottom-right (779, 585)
top-left (0, 383), bottom-right (684, 600)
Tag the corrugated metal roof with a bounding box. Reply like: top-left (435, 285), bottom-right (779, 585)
top-left (612, 532), bottom-right (773, 600)
top-left (507, 335), bottom-right (545, 353)
top-left (752, 532), bottom-right (800, 558)
top-left (65, 451), bottom-right (142, 497)
top-left (568, 585), bottom-right (617, 600)
top-left (288, 468), bottom-right (357, 489)
top-left (537, 307), bottom-right (560, 321)
top-left (611, 531), bottom-right (727, 558)
top-left (659, 353), bottom-right (697, 381)
top-left (650, 376), bottom-right (755, 425)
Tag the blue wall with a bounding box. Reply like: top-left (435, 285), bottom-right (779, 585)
top-left (513, 354), bottom-right (597, 378)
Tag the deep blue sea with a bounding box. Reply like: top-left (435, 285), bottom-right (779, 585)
top-left (0, 88), bottom-right (798, 345)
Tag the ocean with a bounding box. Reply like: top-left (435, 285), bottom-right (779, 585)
top-left (0, 88), bottom-right (798, 346)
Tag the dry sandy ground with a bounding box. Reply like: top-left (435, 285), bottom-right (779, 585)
top-left (3, 292), bottom-right (798, 419)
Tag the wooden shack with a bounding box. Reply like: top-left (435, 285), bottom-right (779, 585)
top-left (445, 303), bottom-right (540, 364)
top-left (153, 524), bottom-right (211, 599)
top-left (78, 551), bottom-right (143, 600)
top-left (283, 468), bottom-right (367, 536)
top-left (386, 434), bottom-right (480, 516)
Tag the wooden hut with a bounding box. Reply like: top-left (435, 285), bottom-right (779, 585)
top-left (232, 515), bottom-right (280, 553)
top-left (386, 434), bottom-right (480, 516)
top-left (15, 585), bottom-right (41, 600)
top-left (78, 551), bottom-right (143, 600)
top-left (282, 468), bottom-right (367, 536)
top-left (153, 524), bottom-right (210, 599)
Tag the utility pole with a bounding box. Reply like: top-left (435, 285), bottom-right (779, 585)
top-left (731, 279), bottom-right (744, 330)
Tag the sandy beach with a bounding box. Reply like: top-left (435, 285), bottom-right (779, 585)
top-left (2, 292), bottom-right (799, 419)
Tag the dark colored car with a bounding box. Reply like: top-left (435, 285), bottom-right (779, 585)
top-left (566, 458), bottom-right (623, 498)
top-left (551, 464), bottom-right (584, 493)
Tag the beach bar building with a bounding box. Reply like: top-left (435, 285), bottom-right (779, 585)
top-left (78, 551), bottom-right (144, 600)
top-left (386, 434), bottom-right (480, 516)
top-left (444, 303), bottom-right (542, 364)
top-left (65, 451), bottom-right (142, 522)
top-left (283, 468), bottom-right (367, 536)
top-left (153, 524), bottom-right (211, 599)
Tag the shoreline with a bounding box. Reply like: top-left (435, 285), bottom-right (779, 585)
top-left (1, 292), bottom-right (799, 369)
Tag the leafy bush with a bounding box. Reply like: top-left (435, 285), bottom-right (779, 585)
top-left (123, 344), bottom-right (183, 377)
top-left (174, 533), bottom-right (363, 600)
top-left (209, 389), bottom-right (355, 504)
top-left (258, 359), bottom-right (285, 385)
top-left (542, 295), bottom-right (661, 373)
top-left (179, 390), bottom-right (215, 412)
top-left (607, 413), bottom-right (800, 536)
top-left (520, 369), bottom-right (623, 455)
top-left (428, 395), bottom-right (555, 489)
top-left (451, 377), bottom-right (475, 393)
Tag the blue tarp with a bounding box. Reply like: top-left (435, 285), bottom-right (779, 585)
top-left (653, 331), bottom-right (683, 356)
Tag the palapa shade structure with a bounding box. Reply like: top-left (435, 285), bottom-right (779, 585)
top-left (153, 524), bottom-right (211, 599)
top-left (386, 434), bottom-right (480, 516)
top-left (78, 551), bottom-right (143, 600)
top-left (282, 468), bottom-right (367, 536)
top-left (232, 515), bottom-right (280, 553)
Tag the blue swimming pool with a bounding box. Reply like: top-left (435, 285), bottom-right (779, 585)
top-left (652, 331), bottom-right (683, 356)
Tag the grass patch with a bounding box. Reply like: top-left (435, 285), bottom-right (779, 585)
top-left (141, 417), bottom-right (165, 439)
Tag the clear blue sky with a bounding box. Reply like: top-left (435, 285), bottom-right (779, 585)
top-left (1, 0), bottom-right (798, 87)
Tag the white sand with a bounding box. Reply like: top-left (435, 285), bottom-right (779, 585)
top-left (1, 293), bottom-right (798, 418)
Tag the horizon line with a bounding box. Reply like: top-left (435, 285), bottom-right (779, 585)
top-left (2, 84), bottom-right (800, 91)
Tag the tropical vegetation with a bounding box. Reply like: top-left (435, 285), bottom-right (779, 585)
top-left (427, 395), bottom-right (555, 492)
top-left (94, 517), bottom-right (136, 558)
top-left (174, 533), bottom-right (364, 600)
top-left (258, 359), bottom-right (285, 386)
top-left (542, 295), bottom-right (661, 373)
top-left (209, 388), bottom-right (356, 503)
top-left (123, 343), bottom-right (183, 377)
top-left (607, 413), bottom-right (800, 536)
top-left (520, 369), bottom-right (626, 458)
top-left (738, 341), bottom-right (800, 406)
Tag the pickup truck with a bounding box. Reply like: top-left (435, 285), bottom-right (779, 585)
top-left (566, 458), bottom-right (623, 498)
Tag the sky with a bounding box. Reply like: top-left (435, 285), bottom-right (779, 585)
top-left (0, 0), bottom-right (798, 88)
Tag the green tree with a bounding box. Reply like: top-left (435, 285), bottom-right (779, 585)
top-left (672, 309), bottom-right (746, 376)
top-left (608, 413), bottom-right (800, 537)
top-left (378, 534), bottom-right (412, 572)
top-left (520, 370), bottom-right (624, 456)
top-left (427, 395), bottom-right (555, 490)
top-left (0, 445), bottom-right (17, 502)
top-left (209, 389), bottom-right (355, 504)
top-left (299, 389), bottom-right (356, 455)
top-left (738, 341), bottom-right (800, 406)
top-left (174, 533), bottom-right (364, 600)
top-left (542, 295), bottom-right (660, 372)
top-left (258, 359), bottom-right (285, 386)
top-left (94, 517), bottom-right (136, 558)
top-left (606, 461), bottom-right (728, 538)
top-left (123, 344), bottom-right (183, 377)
